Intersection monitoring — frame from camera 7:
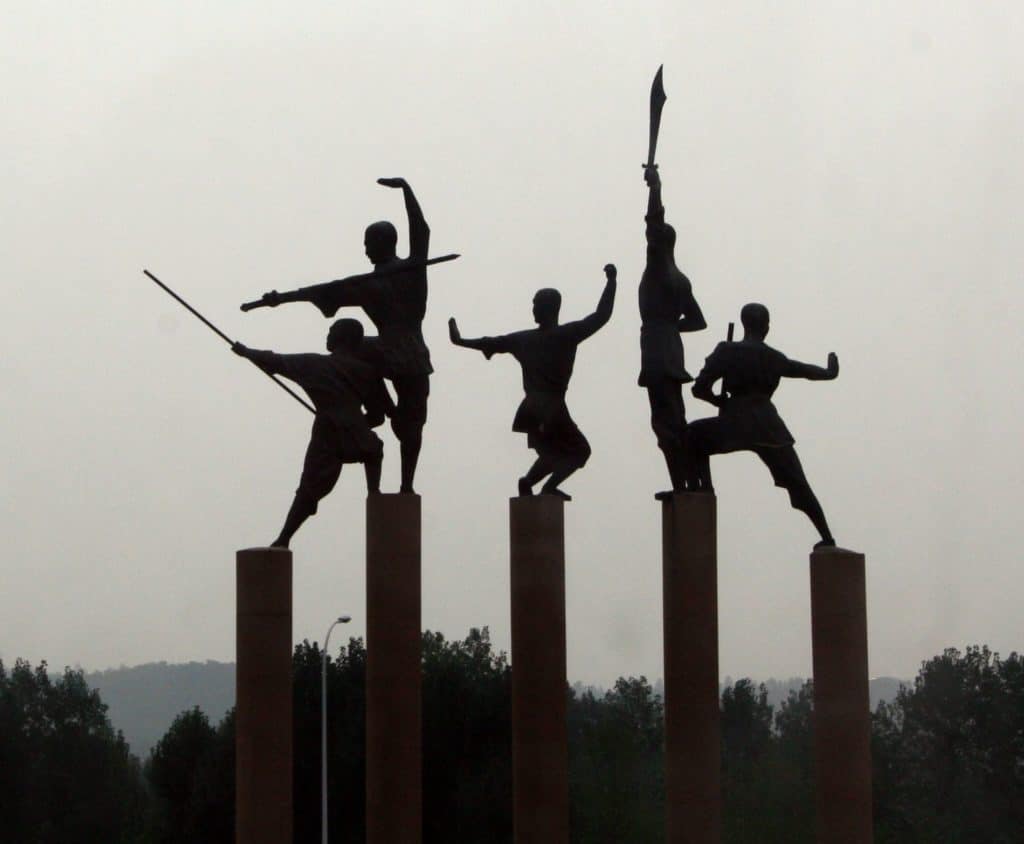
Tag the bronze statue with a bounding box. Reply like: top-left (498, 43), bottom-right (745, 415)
top-left (243, 178), bottom-right (441, 494)
top-left (232, 318), bottom-right (393, 548)
top-left (638, 67), bottom-right (707, 500)
top-left (689, 303), bottom-right (838, 548)
top-left (639, 162), bottom-right (707, 499)
top-left (448, 265), bottom-right (617, 500)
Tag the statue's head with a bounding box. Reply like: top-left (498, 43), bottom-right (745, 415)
top-left (533, 288), bottom-right (562, 328)
top-left (648, 222), bottom-right (677, 254)
top-left (740, 303), bottom-right (770, 340)
top-left (327, 318), bottom-right (364, 352)
top-left (364, 221), bottom-right (398, 264)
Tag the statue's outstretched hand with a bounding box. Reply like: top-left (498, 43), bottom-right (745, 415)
top-left (643, 165), bottom-right (660, 188)
top-left (604, 263), bottom-right (617, 282)
top-left (232, 342), bottom-right (250, 357)
top-left (448, 317), bottom-right (461, 345)
top-left (827, 352), bottom-right (839, 379)
top-left (377, 177), bottom-right (407, 189)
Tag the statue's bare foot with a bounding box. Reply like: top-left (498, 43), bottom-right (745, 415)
top-left (399, 485), bottom-right (416, 495)
top-left (541, 487), bottom-right (572, 501)
top-left (270, 536), bottom-right (290, 549)
top-left (654, 490), bottom-right (675, 501)
top-left (518, 477), bottom-right (534, 497)
top-left (814, 537), bottom-right (837, 549)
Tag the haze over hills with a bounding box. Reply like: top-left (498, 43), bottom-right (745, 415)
top-left (86, 660), bottom-right (905, 759)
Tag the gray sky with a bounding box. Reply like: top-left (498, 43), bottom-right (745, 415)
top-left (3, 3), bottom-right (1022, 686)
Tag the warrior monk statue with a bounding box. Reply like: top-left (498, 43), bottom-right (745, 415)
top-left (689, 303), bottom-right (839, 548)
top-left (233, 318), bottom-right (393, 548)
top-left (639, 164), bottom-right (707, 499)
top-left (448, 264), bottom-right (617, 501)
top-left (245, 177), bottom-right (434, 494)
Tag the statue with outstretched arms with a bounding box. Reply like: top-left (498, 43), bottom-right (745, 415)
top-left (688, 303), bottom-right (839, 548)
top-left (243, 177), bottom-right (440, 494)
top-left (449, 265), bottom-right (617, 501)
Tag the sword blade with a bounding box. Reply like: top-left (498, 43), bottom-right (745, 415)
top-left (645, 65), bottom-right (667, 168)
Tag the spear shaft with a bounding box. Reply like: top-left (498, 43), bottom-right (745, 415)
top-left (143, 269), bottom-right (315, 414)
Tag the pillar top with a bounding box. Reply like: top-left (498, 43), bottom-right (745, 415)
top-left (810, 545), bottom-right (863, 559)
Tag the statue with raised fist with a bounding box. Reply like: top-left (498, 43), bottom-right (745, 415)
top-left (449, 265), bottom-right (617, 500)
top-left (689, 303), bottom-right (838, 547)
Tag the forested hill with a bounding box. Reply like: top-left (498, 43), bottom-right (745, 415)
top-left (85, 659), bottom-right (904, 759)
top-left (85, 661), bottom-right (234, 758)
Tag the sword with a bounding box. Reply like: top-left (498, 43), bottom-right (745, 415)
top-left (143, 269), bottom-right (315, 414)
top-left (643, 65), bottom-right (667, 169)
top-left (240, 253), bottom-right (460, 312)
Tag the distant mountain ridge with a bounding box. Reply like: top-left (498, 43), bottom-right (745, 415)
top-left (88, 662), bottom-right (907, 759)
top-left (85, 661), bottom-right (235, 758)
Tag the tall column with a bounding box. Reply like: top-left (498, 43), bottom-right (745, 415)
top-left (366, 494), bottom-right (422, 844)
top-left (509, 496), bottom-right (568, 844)
top-left (662, 493), bottom-right (721, 844)
top-left (810, 547), bottom-right (873, 844)
top-left (236, 547), bottom-right (293, 844)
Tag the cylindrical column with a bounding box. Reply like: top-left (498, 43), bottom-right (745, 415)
top-left (366, 493), bottom-right (422, 844)
top-left (510, 496), bottom-right (568, 844)
top-left (810, 547), bottom-right (873, 844)
top-left (662, 492), bottom-right (721, 844)
top-left (236, 547), bottom-right (293, 844)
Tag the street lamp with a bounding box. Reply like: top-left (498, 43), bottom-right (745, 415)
top-left (322, 614), bottom-right (351, 844)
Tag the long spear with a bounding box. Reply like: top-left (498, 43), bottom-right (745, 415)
top-left (142, 269), bottom-right (315, 414)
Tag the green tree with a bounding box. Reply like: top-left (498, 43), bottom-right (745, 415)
top-left (720, 679), bottom-right (774, 841)
top-left (0, 659), bottom-right (148, 844)
top-left (873, 646), bottom-right (1024, 843)
top-left (146, 705), bottom-right (233, 843)
top-left (568, 676), bottom-right (664, 843)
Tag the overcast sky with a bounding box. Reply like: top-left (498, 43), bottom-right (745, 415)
top-left (3, 3), bottom-right (1022, 686)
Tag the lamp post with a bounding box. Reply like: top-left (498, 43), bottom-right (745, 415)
top-left (322, 614), bottom-right (351, 844)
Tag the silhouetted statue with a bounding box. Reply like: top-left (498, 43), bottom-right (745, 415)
top-left (244, 177), bottom-right (434, 494)
top-left (689, 303), bottom-right (838, 547)
top-left (232, 318), bottom-right (393, 548)
top-left (448, 265), bottom-right (617, 500)
top-left (639, 163), bottom-right (707, 500)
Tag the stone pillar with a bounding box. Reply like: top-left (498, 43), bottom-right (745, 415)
top-left (509, 496), bottom-right (568, 844)
top-left (662, 493), bottom-right (721, 844)
top-left (366, 494), bottom-right (422, 844)
top-left (236, 547), bottom-right (293, 844)
top-left (810, 547), bottom-right (873, 844)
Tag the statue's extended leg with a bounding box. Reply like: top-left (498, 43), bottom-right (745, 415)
top-left (756, 446), bottom-right (835, 546)
top-left (272, 425), bottom-right (342, 548)
top-left (272, 493), bottom-right (319, 549)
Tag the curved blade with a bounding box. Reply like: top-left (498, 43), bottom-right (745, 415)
top-left (646, 65), bottom-right (667, 168)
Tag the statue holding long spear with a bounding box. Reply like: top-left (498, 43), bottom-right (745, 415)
top-left (142, 270), bottom-right (393, 547)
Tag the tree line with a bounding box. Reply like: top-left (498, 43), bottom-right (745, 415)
top-left (1, 634), bottom-right (1020, 842)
